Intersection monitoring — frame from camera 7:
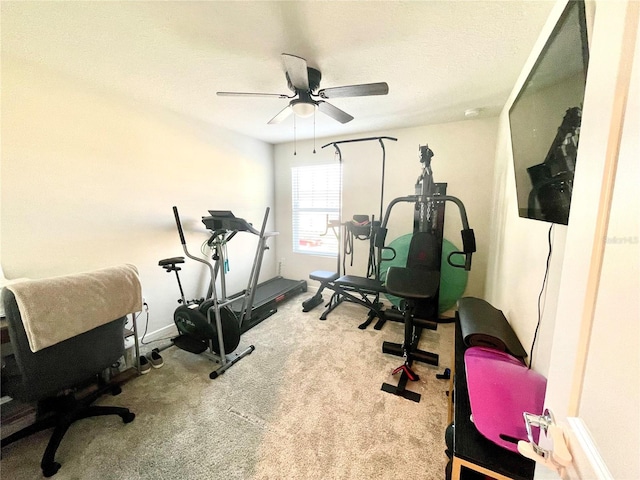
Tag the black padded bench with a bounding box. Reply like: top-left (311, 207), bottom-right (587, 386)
top-left (335, 274), bottom-right (385, 293)
top-left (310, 270), bottom-right (339, 285)
top-left (448, 315), bottom-right (534, 479)
top-left (302, 270), bottom-right (388, 327)
top-left (301, 270), bottom-right (339, 315)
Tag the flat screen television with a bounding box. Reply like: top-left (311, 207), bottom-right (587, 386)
top-left (509, 0), bottom-right (589, 225)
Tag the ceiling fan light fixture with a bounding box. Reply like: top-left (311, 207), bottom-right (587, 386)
top-left (291, 100), bottom-right (316, 118)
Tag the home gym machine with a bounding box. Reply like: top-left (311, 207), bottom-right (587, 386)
top-left (158, 207), bottom-right (306, 379)
top-left (379, 145), bottom-right (475, 402)
top-left (301, 136), bottom-right (397, 327)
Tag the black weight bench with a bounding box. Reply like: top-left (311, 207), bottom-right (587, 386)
top-left (301, 270), bottom-right (339, 314)
top-left (302, 270), bottom-right (392, 329)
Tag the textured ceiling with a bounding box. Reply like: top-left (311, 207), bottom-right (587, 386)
top-left (1, 1), bottom-right (555, 144)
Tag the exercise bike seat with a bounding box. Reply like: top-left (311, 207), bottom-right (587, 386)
top-left (385, 267), bottom-right (440, 300)
top-left (159, 257), bottom-right (185, 271)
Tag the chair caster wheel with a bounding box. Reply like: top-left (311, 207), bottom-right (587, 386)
top-left (42, 461), bottom-right (61, 477)
top-left (121, 412), bottom-right (136, 423)
top-left (111, 385), bottom-right (122, 396)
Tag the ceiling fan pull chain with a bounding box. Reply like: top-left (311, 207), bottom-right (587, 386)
top-left (313, 110), bottom-right (317, 154)
top-left (293, 114), bottom-right (297, 156)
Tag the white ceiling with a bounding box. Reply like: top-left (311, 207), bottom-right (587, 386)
top-left (1, 1), bottom-right (555, 144)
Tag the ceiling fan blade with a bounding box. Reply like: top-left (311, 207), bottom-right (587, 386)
top-left (317, 82), bottom-right (389, 99)
top-left (267, 105), bottom-right (293, 124)
top-left (281, 53), bottom-right (309, 91)
top-left (317, 101), bottom-right (354, 124)
top-left (217, 91), bottom-right (289, 98)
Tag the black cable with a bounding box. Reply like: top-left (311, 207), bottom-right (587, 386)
top-left (137, 305), bottom-right (175, 346)
top-left (529, 224), bottom-right (554, 369)
top-left (343, 224), bottom-right (354, 272)
top-left (139, 306), bottom-right (151, 344)
top-left (367, 235), bottom-right (377, 279)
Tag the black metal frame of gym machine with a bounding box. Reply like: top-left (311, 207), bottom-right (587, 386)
top-left (377, 146), bottom-right (475, 401)
top-left (326, 135), bottom-right (397, 278)
top-left (303, 138), bottom-right (473, 327)
top-left (300, 136), bottom-right (399, 323)
top-left (302, 144), bottom-right (476, 400)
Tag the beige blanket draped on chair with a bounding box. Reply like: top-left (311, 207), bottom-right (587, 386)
top-left (6, 264), bottom-right (142, 353)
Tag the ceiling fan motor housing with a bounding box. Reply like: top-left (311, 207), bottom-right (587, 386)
top-left (287, 67), bottom-right (322, 93)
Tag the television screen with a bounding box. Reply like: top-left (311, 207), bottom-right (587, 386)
top-left (509, 0), bottom-right (589, 225)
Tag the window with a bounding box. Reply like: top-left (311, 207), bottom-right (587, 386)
top-left (292, 164), bottom-right (340, 256)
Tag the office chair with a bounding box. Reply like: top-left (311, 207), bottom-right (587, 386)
top-left (1, 265), bottom-right (141, 477)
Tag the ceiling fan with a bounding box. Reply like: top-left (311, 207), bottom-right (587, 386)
top-left (217, 53), bottom-right (389, 125)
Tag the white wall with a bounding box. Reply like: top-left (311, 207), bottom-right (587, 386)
top-left (274, 118), bottom-right (499, 304)
top-left (488, 4), bottom-right (639, 478)
top-left (485, 0), bottom-right (587, 375)
top-left (542, 1), bottom-right (639, 477)
top-left (1, 56), bottom-right (276, 339)
top-left (577, 23), bottom-right (639, 473)
top-left (486, 110), bottom-right (568, 376)
top-left (487, 0), bottom-right (635, 394)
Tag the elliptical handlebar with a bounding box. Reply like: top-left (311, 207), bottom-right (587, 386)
top-left (173, 206), bottom-right (187, 246)
top-left (240, 207), bottom-right (270, 324)
top-left (172, 206), bottom-right (217, 299)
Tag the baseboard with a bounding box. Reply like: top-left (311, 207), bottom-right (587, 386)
top-left (138, 323), bottom-right (178, 353)
top-left (305, 284), bottom-right (319, 295)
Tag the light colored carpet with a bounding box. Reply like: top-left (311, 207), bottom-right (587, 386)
top-left (1, 297), bottom-right (454, 480)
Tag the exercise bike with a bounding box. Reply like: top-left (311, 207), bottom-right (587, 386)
top-left (158, 206), bottom-right (274, 379)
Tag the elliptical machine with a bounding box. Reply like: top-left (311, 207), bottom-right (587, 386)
top-left (158, 206), bottom-right (273, 379)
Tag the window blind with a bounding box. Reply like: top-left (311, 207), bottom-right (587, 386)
top-left (291, 164), bottom-right (341, 256)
